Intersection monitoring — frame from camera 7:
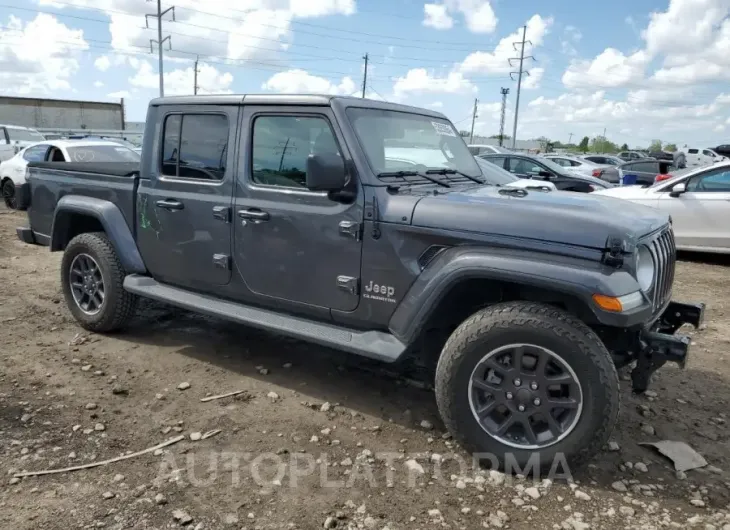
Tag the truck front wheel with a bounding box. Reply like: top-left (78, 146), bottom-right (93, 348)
top-left (61, 232), bottom-right (138, 332)
top-left (435, 301), bottom-right (619, 472)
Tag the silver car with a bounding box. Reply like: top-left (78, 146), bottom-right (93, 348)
top-left (543, 154), bottom-right (611, 179)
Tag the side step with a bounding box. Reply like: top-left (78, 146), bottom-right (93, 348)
top-left (123, 275), bottom-right (406, 363)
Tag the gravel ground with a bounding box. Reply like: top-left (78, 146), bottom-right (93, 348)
top-left (1, 205), bottom-right (729, 530)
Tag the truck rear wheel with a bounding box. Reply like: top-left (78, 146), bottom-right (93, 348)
top-left (61, 232), bottom-right (138, 332)
top-left (2, 179), bottom-right (17, 210)
top-left (435, 301), bottom-right (619, 472)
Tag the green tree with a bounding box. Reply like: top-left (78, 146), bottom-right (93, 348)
top-left (620, 143), bottom-right (629, 151)
top-left (488, 134), bottom-right (511, 140)
top-left (649, 139), bottom-right (662, 152)
top-left (578, 136), bottom-right (590, 153)
top-left (664, 143), bottom-right (677, 152)
top-left (459, 130), bottom-right (470, 138)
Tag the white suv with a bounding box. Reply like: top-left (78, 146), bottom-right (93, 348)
top-left (678, 147), bottom-right (726, 168)
top-left (0, 125), bottom-right (47, 162)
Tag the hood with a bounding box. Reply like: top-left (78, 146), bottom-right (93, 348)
top-left (411, 186), bottom-right (668, 250)
top-left (593, 186), bottom-right (654, 198)
top-left (508, 179), bottom-right (557, 191)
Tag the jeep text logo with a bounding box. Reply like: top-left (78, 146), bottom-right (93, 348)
top-left (363, 280), bottom-right (396, 304)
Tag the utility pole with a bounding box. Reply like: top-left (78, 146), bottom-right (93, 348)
top-left (568, 133), bottom-right (573, 145)
top-left (146, 0), bottom-right (176, 97)
top-left (469, 98), bottom-right (478, 144)
top-left (193, 55), bottom-right (199, 95)
top-left (509, 25), bottom-right (534, 149)
top-left (498, 87), bottom-right (509, 147)
top-left (361, 53), bottom-right (368, 98)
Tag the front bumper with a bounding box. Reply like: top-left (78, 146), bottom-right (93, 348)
top-left (631, 301), bottom-right (705, 392)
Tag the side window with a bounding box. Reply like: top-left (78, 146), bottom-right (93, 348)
top-left (634, 162), bottom-right (657, 172)
top-left (161, 114), bottom-right (228, 180)
top-left (22, 145), bottom-right (48, 162)
top-left (686, 169), bottom-right (730, 192)
top-left (702, 149), bottom-right (715, 157)
top-left (0, 128), bottom-right (7, 145)
top-left (251, 115), bottom-right (340, 188)
top-left (688, 149), bottom-right (699, 154)
top-left (510, 158), bottom-right (541, 175)
top-left (550, 158), bottom-right (568, 167)
top-left (467, 146), bottom-right (479, 155)
top-left (486, 156), bottom-right (505, 168)
top-left (622, 163), bottom-right (635, 171)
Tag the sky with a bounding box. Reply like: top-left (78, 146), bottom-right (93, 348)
top-left (1, 0), bottom-right (730, 148)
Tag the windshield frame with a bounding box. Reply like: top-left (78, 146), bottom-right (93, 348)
top-left (345, 106), bottom-right (482, 183)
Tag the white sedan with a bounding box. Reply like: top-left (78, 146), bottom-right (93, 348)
top-left (543, 154), bottom-right (611, 179)
top-left (1, 139), bottom-right (140, 209)
top-left (594, 161), bottom-right (730, 253)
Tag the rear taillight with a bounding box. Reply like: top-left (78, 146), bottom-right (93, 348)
top-left (655, 173), bottom-right (672, 182)
top-left (592, 169), bottom-right (602, 177)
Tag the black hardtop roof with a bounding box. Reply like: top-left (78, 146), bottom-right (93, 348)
top-left (149, 94), bottom-right (448, 119)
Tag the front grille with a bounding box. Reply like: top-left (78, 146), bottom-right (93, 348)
top-left (646, 227), bottom-right (676, 310)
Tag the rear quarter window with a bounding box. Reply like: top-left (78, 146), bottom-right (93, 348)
top-left (688, 149), bottom-right (699, 154)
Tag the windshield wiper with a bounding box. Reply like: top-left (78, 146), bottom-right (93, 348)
top-left (425, 168), bottom-right (485, 184)
top-left (377, 170), bottom-right (451, 188)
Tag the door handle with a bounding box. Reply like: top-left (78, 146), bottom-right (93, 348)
top-left (237, 208), bottom-right (270, 221)
top-left (155, 199), bottom-right (184, 211)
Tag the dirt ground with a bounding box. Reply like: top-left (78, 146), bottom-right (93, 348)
top-left (1, 205), bottom-right (729, 530)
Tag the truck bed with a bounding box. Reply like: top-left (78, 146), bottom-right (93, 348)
top-left (24, 162), bottom-right (139, 244)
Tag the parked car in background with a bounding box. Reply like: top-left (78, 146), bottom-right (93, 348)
top-left (542, 154), bottom-right (610, 179)
top-left (713, 144), bottom-right (730, 157)
top-left (598, 159), bottom-right (675, 186)
top-left (479, 153), bottom-right (611, 192)
top-left (677, 147), bottom-right (725, 168)
top-left (595, 161), bottom-right (730, 253)
top-left (1, 139), bottom-right (140, 209)
top-left (583, 154), bottom-right (624, 166)
top-left (617, 151), bottom-right (645, 162)
top-left (474, 156), bottom-right (556, 191)
top-left (467, 144), bottom-right (511, 155)
top-left (0, 125), bottom-right (47, 162)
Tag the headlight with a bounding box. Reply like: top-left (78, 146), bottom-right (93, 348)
top-left (636, 245), bottom-right (655, 291)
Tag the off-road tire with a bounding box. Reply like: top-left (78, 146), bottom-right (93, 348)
top-left (2, 179), bottom-right (17, 210)
top-left (435, 301), bottom-right (619, 472)
top-left (61, 232), bottom-right (138, 332)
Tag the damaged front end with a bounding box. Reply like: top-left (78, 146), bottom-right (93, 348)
top-left (630, 301), bottom-right (705, 392)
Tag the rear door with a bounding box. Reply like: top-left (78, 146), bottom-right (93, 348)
top-left (136, 106), bottom-right (237, 290)
top-left (656, 166), bottom-right (730, 250)
top-left (0, 127), bottom-right (14, 162)
top-left (232, 106), bottom-right (363, 312)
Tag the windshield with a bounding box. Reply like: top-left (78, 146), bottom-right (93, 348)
top-left (346, 108), bottom-right (481, 178)
top-left (8, 128), bottom-right (45, 142)
top-left (474, 157), bottom-right (518, 185)
top-left (66, 145), bottom-right (141, 163)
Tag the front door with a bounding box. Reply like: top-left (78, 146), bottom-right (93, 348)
top-left (136, 106), bottom-right (237, 290)
top-left (233, 106), bottom-right (363, 312)
top-left (657, 166), bottom-right (730, 250)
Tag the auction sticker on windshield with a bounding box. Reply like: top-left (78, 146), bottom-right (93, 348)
top-left (432, 122), bottom-right (456, 137)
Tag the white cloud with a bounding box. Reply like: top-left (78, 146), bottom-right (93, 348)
top-left (0, 14), bottom-right (88, 95)
top-left (107, 90), bottom-right (131, 98)
top-left (560, 25), bottom-right (582, 56)
top-left (458, 15), bottom-right (553, 75)
top-left (393, 68), bottom-right (476, 97)
top-left (423, 4), bottom-right (453, 30)
top-left (288, 0), bottom-right (356, 18)
top-left (94, 80), bottom-right (104, 88)
top-left (261, 69), bottom-right (356, 95)
top-left (562, 49), bottom-right (648, 89)
top-left (423, 0), bottom-right (497, 33)
top-left (522, 66), bottom-right (544, 89)
top-left (428, 101), bottom-right (444, 108)
top-left (129, 60), bottom-right (234, 95)
top-left (94, 55), bottom-right (111, 72)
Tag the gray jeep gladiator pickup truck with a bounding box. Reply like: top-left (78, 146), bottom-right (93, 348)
top-left (16, 94), bottom-right (703, 470)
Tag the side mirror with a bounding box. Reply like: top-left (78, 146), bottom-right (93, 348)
top-left (538, 170), bottom-right (553, 178)
top-left (306, 153), bottom-right (347, 192)
top-left (669, 182), bottom-right (686, 197)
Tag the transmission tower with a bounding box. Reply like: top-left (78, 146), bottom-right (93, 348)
top-left (498, 88), bottom-right (509, 147)
top-left (508, 25), bottom-right (534, 149)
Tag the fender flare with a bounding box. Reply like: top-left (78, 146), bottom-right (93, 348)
top-left (388, 246), bottom-right (647, 346)
top-left (51, 195), bottom-right (146, 274)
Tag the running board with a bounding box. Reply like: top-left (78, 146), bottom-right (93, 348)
top-left (123, 275), bottom-right (405, 363)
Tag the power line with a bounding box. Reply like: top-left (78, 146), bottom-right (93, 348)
top-left (145, 0), bottom-right (175, 97)
top-left (509, 25), bottom-right (534, 149)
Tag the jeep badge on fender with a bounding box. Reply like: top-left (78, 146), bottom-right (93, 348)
top-left (363, 280), bottom-right (396, 303)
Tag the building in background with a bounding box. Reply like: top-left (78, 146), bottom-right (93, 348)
top-left (0, 95), bottom-right (125, 130)
top-left (468, 135), bottom-right (542, 153)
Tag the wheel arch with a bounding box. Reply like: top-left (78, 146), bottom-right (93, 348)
top-left (389, 246), bottom-right (642, 349)
top-left (51, 195), bottom-right (146, 274)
